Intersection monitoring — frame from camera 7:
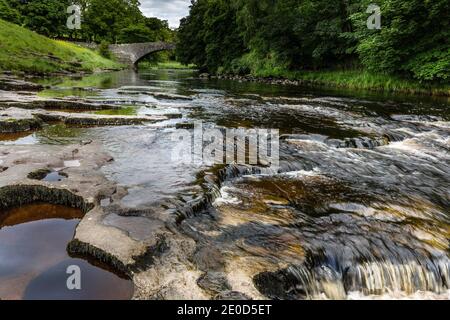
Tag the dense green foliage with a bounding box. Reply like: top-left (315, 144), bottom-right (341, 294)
top-left (2, 0), bottom-right (175, 44)
top-left (98, 41), bottom-right (112, 59)
top-left (176, 0), bottom-right (245, 73)
top-left (177, 0), bottom-right (450, 82)
top-left (0, 0), bottom-right (20, 24)
top-left (6, 0), bottom-right (74, 37)
top-left (352, 0), bottom-right (450, 81)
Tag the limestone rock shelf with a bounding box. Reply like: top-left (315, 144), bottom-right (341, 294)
top-left (0, 107), bottom-right (168, 133)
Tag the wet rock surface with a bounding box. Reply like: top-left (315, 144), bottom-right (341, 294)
top-left (5, 99), bottom-right (122, 111)
top-left (0, 107), bottom-right (168, 133)
top-left (197, 272), bottom-right (232, 294)
top-left (0, 141), bottom-right (151, 299)
top-left (34, 109), bottom-right (168, 126)
top-left (0, 69), bottom-right (449, 300)
top-left (0, 142), bottom-right (113, 210)
top-left (27, 169), bottom-right (68, 182)
top-left (214, 291), bottom-right (252, 300)
top-left (0, 75), bottom-right (44, 91)
top-left (0, 108), bottom-right (42, 133)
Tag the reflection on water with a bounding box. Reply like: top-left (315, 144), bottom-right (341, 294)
top-left (0, 132), bottom-right (38, 145)
top-left (0, 124), bottom-right (87, 146)
top-left (0, 204), bottom-right (133, 300)
top-left (18, 69), bottom-right (450, 299)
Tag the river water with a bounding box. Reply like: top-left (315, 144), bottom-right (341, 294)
top-left (2, 69), bottom-right (449, 299)
top-left (0, 204), bottom-right (133, 300)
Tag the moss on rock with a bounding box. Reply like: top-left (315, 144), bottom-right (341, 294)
top-left (0, 185), bottom-right (93, 213)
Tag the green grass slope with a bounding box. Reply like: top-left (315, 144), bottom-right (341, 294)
top-left (0, 19), bottom-right (121, 74)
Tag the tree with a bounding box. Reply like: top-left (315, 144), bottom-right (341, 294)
top-left (352, 0), bottom-right (450, 81)
top-left (6, 0), bottom-right (72, 37)
top-left (117, 23), bottom-right (157, 43)
top-left (0, 0), bottom-right (21, 24)
top-left (82, 0), bottom-right (172, 43)
top-left (177, 0), bottom-right (245, 72)
top-left (177, 0), bottom-right (449, 82)
top-left (4, 0), bottom-right (173, 44)
top-left (235, 0), bottom-right (359, 70)
top-left (177, 0), bottom-right (209, 70)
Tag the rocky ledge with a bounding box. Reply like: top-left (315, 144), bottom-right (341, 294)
top-left (0, 75), bottom-right (255, 300)
top-left (0, 107), bottom-right (169, 133)
top-left (0, 138), bottom-right (213, 300)
top-left (0, 108), bottom-right (43, 133)
top-left (4, 99), bottom-right (123, 111)
top-left (33, 109), bottom-right (168, 126)
top-left (0, 75), bottom-right (44, 92)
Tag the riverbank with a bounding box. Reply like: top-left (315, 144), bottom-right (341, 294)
top-left (212, 70), bottom-right (450, 97)
top-left (138, 61), bottom-right (195, 70)
top-left (0, 19), bottom-right (122, 75)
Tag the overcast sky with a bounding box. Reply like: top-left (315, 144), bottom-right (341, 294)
top-left (140, 0), bottom-right (191, 28)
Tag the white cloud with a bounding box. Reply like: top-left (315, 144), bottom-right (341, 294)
top-left (140, 0), bottom-right (191, 28)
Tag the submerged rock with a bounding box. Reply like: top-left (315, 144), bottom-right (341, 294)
top-left (213, 291), bottom-right (252, 300)
top-left (175, 122), bottom-right (195, 129)
top-left (197, 272), bottom-right (231, 294)
top-left (153, 93), bottom-right (193, 101)
top-left (192, 246), bottom-right (226, 272)
top-left (27, 168), bottom-right (52, 180)
top-left (27, 168), bottom-right (68, 182)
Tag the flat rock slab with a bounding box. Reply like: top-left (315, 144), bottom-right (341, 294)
top-left (33, 110), bottom-right (168, 126)
top-left (0, 107), bottom-right (169, 132)
top-left (0, 90), bottom-right (123, 111)
top-left (0, 90), bottom-right (39, 104)
top-left (0, 138), bottom-right (206, 299)
top-left (6, 99), bottom-right (123, 111)
top-left (0, 134), bottom-right (226, 300)
top-left (0, 75), bottom-right (44, 91)
top-left (0, 141), bottom-right (143, 278)
top-left (0, 141), bottom-right (114, 200)
top-left (0, 108), bottom-right (42, 133)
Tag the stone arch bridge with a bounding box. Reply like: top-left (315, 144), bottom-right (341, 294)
top-left (109, 42), bottom-right (176, 67)
top-left (75, 42), bottom-right (176, 67)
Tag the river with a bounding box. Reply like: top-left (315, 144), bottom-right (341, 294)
top-left (0, 69), bottom-right (449, 300)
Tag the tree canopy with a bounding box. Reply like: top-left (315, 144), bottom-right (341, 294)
top-left (0, 0), bottom-right (20, 24)
top-left (177, 0), bottom-right (450, 82)
top-left (2, 0), bottom-right (175, 44)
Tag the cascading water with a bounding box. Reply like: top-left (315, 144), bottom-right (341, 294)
top-left (177, 81), bottom-right (449, 299)
top-left (7, 69), bottom-right (447, 300)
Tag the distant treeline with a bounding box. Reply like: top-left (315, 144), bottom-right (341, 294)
top-left (176, 0), bottom-right (449, 82)
top-left (0, 0), bottom-right (175, 44)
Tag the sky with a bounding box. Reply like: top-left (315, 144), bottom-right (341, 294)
top-left (140, 0), bottom-right (191, 29)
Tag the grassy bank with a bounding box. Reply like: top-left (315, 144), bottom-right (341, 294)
top-left (294, 70), bottom-right (449, 96)
top-left (138, 61), bottom-right (195, 70)
top-left (0, 19), bottom-right (121, 74)
top-left (239, 67), bottom-right (450, 96)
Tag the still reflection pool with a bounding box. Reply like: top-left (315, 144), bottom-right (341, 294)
top-left (0, 204), bottom-right (133, 300)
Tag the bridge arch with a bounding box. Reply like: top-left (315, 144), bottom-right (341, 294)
top-left (108, 42), bottom-right (176, 67)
